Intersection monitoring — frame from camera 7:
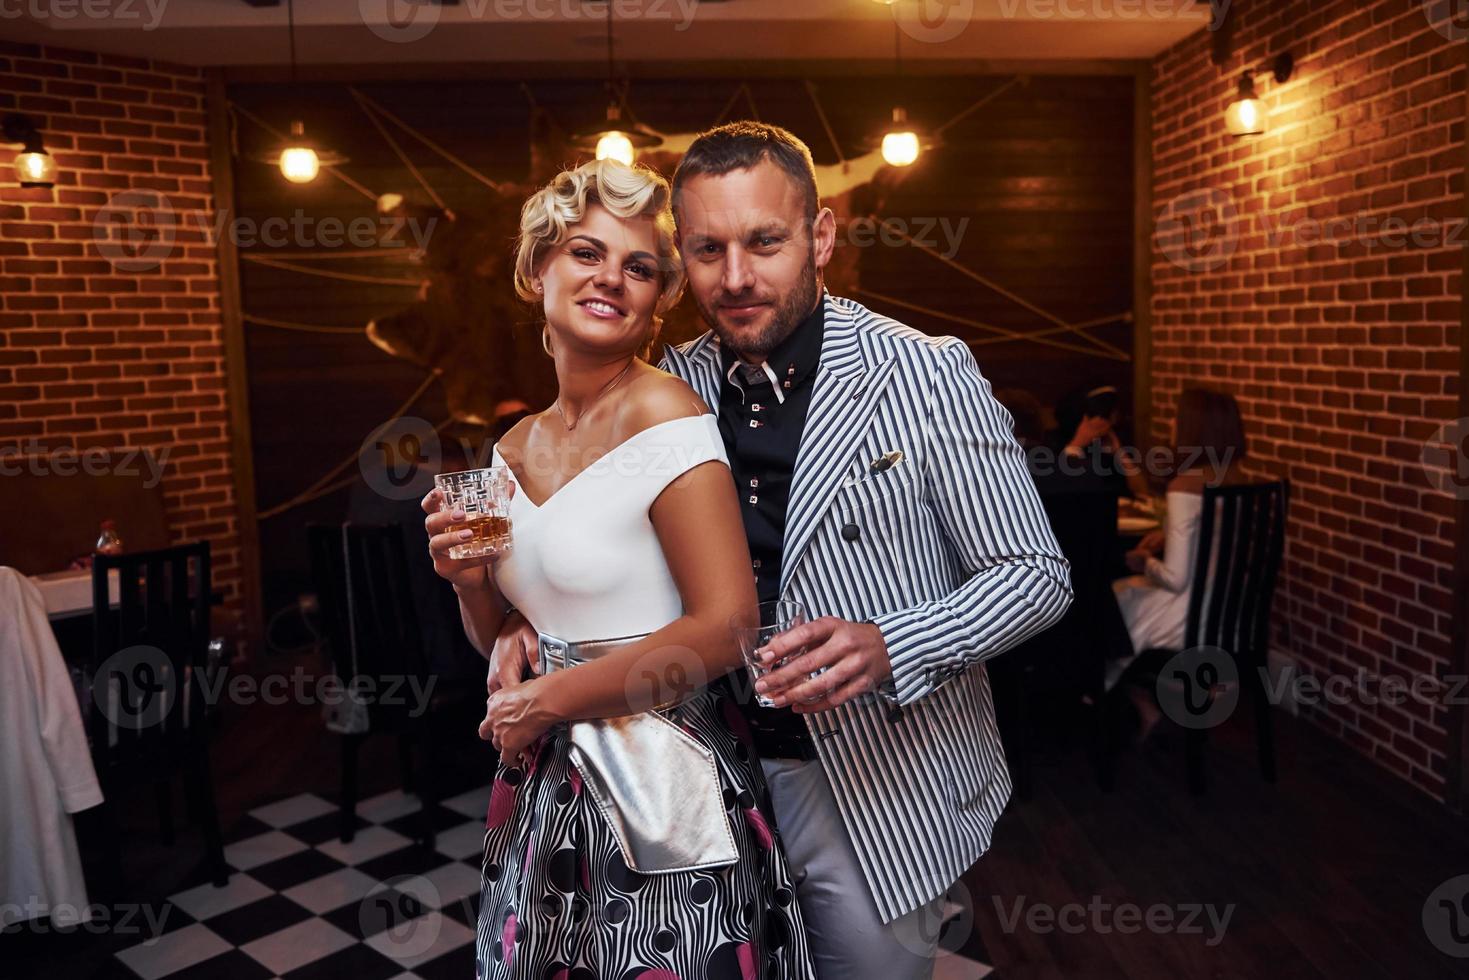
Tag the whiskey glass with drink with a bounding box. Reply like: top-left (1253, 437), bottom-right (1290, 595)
top-left (434, 466), bottom-right (513, 559)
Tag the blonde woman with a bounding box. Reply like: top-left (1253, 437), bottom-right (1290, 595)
top-left (421, 159), bottom-right (816, 980)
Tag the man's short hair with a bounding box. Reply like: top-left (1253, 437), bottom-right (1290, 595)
top-left (671, 121), bottom-right (820, 222)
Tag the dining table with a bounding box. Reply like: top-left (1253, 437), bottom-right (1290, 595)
top-left (30, 567), bottom-right (122, 621)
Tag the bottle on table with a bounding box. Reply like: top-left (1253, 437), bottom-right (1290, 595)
top-left (95, 519), bottom-right (123, 556)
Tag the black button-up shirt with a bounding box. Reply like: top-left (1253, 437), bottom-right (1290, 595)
top-left (716, 299), bottom-right (824, 745)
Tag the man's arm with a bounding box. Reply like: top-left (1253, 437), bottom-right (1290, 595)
top-left (870, 340), bottom-right (1073, 706)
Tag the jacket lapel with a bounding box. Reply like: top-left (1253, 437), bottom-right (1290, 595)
top-left (661, 331), bottom-right (722, 409)
top-left (780, 297), bottom-right (898, 592)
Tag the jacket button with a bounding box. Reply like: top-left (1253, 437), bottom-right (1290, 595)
top-left (841, 523), bottom-right (861, 542)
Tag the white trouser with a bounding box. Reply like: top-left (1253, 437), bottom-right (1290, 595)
top-left (761, 757), bottom-right (944, 980)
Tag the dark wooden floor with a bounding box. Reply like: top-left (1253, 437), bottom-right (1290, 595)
top-left (963, 705), bottom-right (1469, 979)
top-left (8, 648), bottom-right (1468, 979)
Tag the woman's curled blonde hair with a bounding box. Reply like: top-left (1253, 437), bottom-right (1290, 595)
top-left (514, 158), bottom-right (685, 337)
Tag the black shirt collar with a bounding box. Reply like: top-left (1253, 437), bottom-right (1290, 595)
top-left (719, 295), bottom-right (824, 399)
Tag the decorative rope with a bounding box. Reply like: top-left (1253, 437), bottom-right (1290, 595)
top-left (351, 88), bottom-right (447, 211)
top-left (243, 313), bottom-right (363, 335)
top-left (968, 310), bottom-right (1134, 350)
top-left (934, 76), bottom-right (1027, 136)
top-left (875, 218), bottom-right (1130, 358)
top-left (804, 81), bottom-right (847, 168)
top-left (856, 288), bottom-right (1130, 361)
top-left (257, 374), bottom-right (443, 521)
top-left (745, 84), bottom-right (761, 121)
top-left (229, 101), bottom-right (379, 202)
top-left (711, 83), bottom-right (748, 127)
top-left (238, 248), bottom-right (423, 261)
top-left (240, 253), bottom-right (423, 287)
top-left (346, 86), bottom-right (503, 193)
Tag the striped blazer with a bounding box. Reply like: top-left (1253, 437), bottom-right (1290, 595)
top-left (661, 293), bottom-right (1072, 923)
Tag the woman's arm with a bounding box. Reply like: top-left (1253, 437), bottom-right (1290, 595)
top-left (454, 577), bottom-right (509, 660)
top-left (421, 485), bottom-right (509, 658)
top-left (1144, 493), bottom-right (1199, 593)
top-left (481, 452), bottom-right (756, 758)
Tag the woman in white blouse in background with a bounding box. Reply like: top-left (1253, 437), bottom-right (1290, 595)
top-left (1108, 388), bottom-right (1250, 694)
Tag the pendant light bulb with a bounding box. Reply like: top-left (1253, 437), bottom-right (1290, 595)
top-left (882, 107), bottom-right (921, 167)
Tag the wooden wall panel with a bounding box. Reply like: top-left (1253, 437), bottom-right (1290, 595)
top-left (226, 74), bottom-right (1135, 617)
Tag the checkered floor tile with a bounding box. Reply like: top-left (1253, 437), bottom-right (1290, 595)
top-left (111, 785), bottom-right (992, 979)
top-left (111, 788), bottom-right (492, 980)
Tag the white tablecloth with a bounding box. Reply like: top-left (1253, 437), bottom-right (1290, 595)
top-left (28, 568), bottom-right (120, 619)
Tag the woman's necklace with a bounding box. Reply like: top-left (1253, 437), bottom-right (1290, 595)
top-left (554, 358), bottom-right (635, 431)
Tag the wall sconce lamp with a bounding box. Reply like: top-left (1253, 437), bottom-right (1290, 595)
top-left (3, 114), bottom-right (57, 188)
top-left (1226, 52), bottom-right (1294, 137)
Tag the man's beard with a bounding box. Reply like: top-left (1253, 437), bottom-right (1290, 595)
top-left (694, 256), bottom-right (820, 360)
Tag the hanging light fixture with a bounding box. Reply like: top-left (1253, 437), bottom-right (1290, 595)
top-left (573, 0), bottom-right (660, 166)
top-left (251, 0), bottom-right (347, 183)
top-left (1225, 52), bottom-right (1294, 137)
top-left (3, 114), bottom-right (57, 188)
top-left (873, 14), bottom-right (936, 167)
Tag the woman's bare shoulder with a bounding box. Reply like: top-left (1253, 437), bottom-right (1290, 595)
top-left (1167, 471), bottom-right (1208, 494)
top-left (618, 366), bottom-right (712, 435)
top-left (493, 412), bottom-right (546, 463)
top-left (1169, 463), bottom-right (1256, 494)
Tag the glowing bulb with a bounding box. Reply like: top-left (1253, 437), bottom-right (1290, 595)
top-left (595, 130), bottom-right (635, 166)
top-left (1225, 96), bottom-right (1266, 136)
top-left (14, 149), bottom-right (56, 187)
top-left (279, 145), bottom-right (320, 183)
top-left (882, 130), bottom-right (920, 167)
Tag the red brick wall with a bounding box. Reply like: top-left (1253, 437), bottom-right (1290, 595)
top-left (0, 42), bottom-right (243, 627)
top-left (1149, 2), bottom-right (1464, 797)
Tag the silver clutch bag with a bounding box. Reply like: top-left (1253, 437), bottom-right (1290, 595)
top-left (538, 632), bottom-right (738, 874)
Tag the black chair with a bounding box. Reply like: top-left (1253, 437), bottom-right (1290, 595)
top-left (991, 489), bottom-right (1124, 799)
top-left (307, 522), bottom-right (477, 848)
top-left (1105, 481), bottom-right (1289, 795)
top-left (88, 541), bottom-right (228, 895)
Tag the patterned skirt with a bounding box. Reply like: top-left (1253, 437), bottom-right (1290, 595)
top-left (474, 687), bottom-right (816, 980)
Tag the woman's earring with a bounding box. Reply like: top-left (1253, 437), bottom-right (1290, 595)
top-left (541, 323), bottom-right (553, 356)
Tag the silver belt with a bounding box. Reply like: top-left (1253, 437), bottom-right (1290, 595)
top-left (537, 631), bottom-right (738, 875)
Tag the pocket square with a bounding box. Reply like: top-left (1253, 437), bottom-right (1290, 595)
top-left (869, 450), bottom-right (905, 474)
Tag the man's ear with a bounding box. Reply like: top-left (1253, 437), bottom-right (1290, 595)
top-left (811, 206), bottom-right (837, 273)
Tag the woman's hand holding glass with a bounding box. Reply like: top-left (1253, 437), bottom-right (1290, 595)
top-left (420, 479), bottom-right (516, 592)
